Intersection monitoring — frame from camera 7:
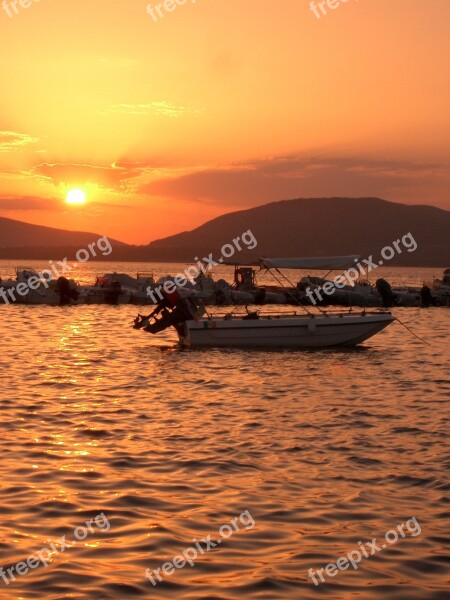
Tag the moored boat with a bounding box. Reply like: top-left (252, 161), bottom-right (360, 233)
top-left (133, 288), bottom-right (394, 349)
top-left (175, 310), bottom-right (394, 349)
top-left (0, 268), bottom-right (81, 305)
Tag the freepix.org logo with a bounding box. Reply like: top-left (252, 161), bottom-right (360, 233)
top-left (304, 232), bottom-right (418, 305)
top-left (309, 0), bottom-right (360, 20)
top-left (146, 511), bottom-right (256, 586)
top-left (146, 229), bottom-right (257, 303)
top-left (1, 513), bottom-right (110, 586)
top-left (146, 0), bottom-right (198, 23)
top-left (307, 517), bottom-right (421, 586)
top-left (2, 0), bottom-right (41, 19)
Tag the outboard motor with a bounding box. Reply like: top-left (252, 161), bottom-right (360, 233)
top-left (214, 279), bottom-right (232, 305)
top-left (56, 276), bottom-right (79, 306)
top-left (420, 285), bottom-right (433, 308)
top-left (134, 290), bottom-right (202, 335)
top-left (254, 287), bottom-right (266, 305)
top-left (443, 268), bottom-right (450, 286)
top-left (105, 281), bottom-right (122, 305)
top-left (376, 278), bottom-right (395, 308)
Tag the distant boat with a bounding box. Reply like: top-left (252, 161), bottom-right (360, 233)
top-left (0, 268), bottom-right (80, 305)
top-left (431, 268), bottom-right (450, 292)
top-left (421, 268), bottom-right (450, 307)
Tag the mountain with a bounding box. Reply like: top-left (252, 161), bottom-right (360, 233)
top-left (145, 197), bottom-right (450, 266)
top-left (0, 198), bottom-right (449, 265)
top-left (0, 216), bottom-right (133, 261)
top-left (0, 216), bottom-right (125, 248)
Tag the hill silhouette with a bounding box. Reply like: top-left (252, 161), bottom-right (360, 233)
top-left (0, 198), bottom-right (448, 265)
top-left (0, 216), bottom-right (128, 261)
top-left (0, 216), bottom-right (125, 248)
top-left (145, 197), bottom-right (449, 266)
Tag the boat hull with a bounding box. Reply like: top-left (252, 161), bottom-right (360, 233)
top-left (178, 312), bottom-right (394, 349)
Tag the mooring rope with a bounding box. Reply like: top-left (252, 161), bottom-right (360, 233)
top-left (395, 316), bottom-right (431, 346)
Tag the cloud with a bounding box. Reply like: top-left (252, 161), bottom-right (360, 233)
top-left (0, 131), bottom-right (38, 153)
top-left (114, 158), bottom-right (179, 170)
top-left (0, 196), bottom-right (61, 211)
top-left (0, 194), bottom-right (135, 214)
top-left (102, 101), bottom-right (201, 117)
top-left (33, 162), bottom-right (142, 189)
top-left (139, 155), bottom-right (450, 208)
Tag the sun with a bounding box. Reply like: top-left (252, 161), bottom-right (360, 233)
top-left (65, 189), bottom-right (87, 205)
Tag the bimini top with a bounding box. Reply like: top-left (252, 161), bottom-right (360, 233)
top-left (260, 256), bottom-right (361, 270)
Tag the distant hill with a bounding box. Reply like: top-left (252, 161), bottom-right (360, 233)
top-left (144, 197), bottom-right (450, 266)
top-left (0, 216), bottom-right (130, 261)
top-left (0, 198), bottom-right (449, 265)
top-left (0, 216), bottom-right (125, 249)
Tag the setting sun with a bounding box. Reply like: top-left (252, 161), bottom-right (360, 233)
top-left (65, 189), bottom-right (87, 205)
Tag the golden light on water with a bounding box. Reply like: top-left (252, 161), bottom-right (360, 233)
top-left (65, 189), bottom-right (87, 205)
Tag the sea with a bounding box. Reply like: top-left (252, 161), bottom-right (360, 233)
top-left (0, 261), bottom-right (448, 600)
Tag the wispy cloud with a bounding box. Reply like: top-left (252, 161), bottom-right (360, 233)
top-left (114, 159), bottom-right (179, 170)
top-left (0, 195), bottom-right (61, 211)
top-left (102, 101), bottom-right (201, 117)
top-left (0, 194), bottom-right (137, 213)
top-left (139, 155), bottom-right (450, 208)
top-left (0, 131), bottom-right (38, 153)
top-left (33, 162), bottom-right (142, 189)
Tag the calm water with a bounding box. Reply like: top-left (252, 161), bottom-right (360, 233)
top-left (0, 263), bottom-right (449, 599)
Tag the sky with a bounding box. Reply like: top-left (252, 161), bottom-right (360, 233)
top-left (0, 0), bottom-right (449, 244)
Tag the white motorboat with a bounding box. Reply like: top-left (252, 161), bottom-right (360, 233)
top-left (175, 310), bottom-right (394, 348)
top-left (80, 272), bottom-right (160, 305)
top-left (0, 268), bottom-right (81, 305)
top-left (430, 268), bottom-right (450, 295)
top-left (133, 290), bottom-right (394, 349)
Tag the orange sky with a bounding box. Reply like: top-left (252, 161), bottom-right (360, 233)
top-left (0, 0), bottom-right (449, 244)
